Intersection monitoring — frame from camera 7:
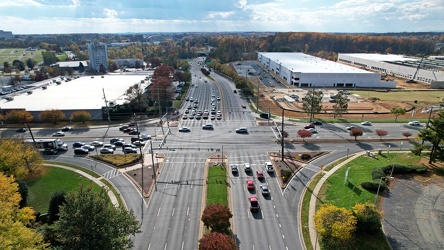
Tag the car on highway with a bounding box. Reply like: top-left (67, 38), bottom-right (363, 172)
top-left (231, 165), bottom-right (238, 174)
top-left (123, 127), bottom-right (134, 133)
top-left (249, 196), bottom-right (260, 212)
top-left (90, 141), bottom-right (103, 147)
top-left (81, 145), bottom-right (95, 152)
top-left (123, 147), bottom-right (138, 154)
top-left (100, 147), bottom-right (114, 154)
top-left (72, 142), bottom-right (85, 148)
top-left (179, 127), bottom-right (191, 132)
top-left (61, 126), bottom-right (73, 132)
top-left (260, 185), bottom-right (270, 196)
top-left (408, 121), bottom-right (421, 126)
top-left (361, 121), bottom-right (372, 126)
top-left (236, 127), bottom-right (248, 134)
top-left (103, 144), bottom-right (116, 151)
top-left (16, 127), bottom-right (27, 133)
top-left (182, 114), bottom-right (187, 119)
top-left (202, 124), bottom-right (213, 130)
top-left (305, 128), bottom-right (317, 133)
top-left (74, 148), bottom-right (89, 155)
top-left (140, 134), bottom-right (152, 140)
top-left (113, 140), bottom-right (125, 147)
top-left (243, 163), bottom-right (252, 173)
top-left (304, 123), bottom-right (315, 129)
top-left (52, 131), bottom-right (65, 137)
top-left (265, 162), bottom-right (274, 173)
top-left (119, 125), bottom-right (129, 131)
top-left (241, 105), bottom-right (246, 109)
top-left (110, 138), bottom-right (124, 144)
top-left (129, 130), bottom-right (140, 135)
top-left (346, 125), bottom-right (357, 130)
top-left (133, 141), bottom-right (145, 147)
top-left (311, 120), bottom-right (323, 125)
top-left (246, 179), bottom-right (255, 190)
top-left (256, 170), bottom-right (265, 181)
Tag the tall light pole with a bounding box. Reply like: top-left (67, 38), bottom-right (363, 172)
top-left (150, 140), bottom-right (157, 191)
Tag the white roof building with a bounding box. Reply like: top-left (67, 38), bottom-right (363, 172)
top-left (0, 74), bottom-right (150, 120)
top-left (338, 53), bottom-right (444, 86)
top-left (257, 52), bottom-right (393, 88)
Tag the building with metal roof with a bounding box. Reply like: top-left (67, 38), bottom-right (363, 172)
top-left (257, 52), bottom-right (394, 88)
top-left (0, 73), bottom-right (150, 120)
top-left (338, 53), bottom-right (444, 87)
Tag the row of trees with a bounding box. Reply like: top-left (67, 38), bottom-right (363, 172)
top-left (0, 138), bottom-right (142, 249)
top-left (200, 204), bottom-right (237, 250)
top-left (0, 109), bottom-right (91, 124)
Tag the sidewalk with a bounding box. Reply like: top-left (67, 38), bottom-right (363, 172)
top-left (307, 151), bottom-right (366, 250)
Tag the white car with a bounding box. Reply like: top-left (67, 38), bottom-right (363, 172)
top-left (236, 127), bottom-right (248, 134)
top-left (408, 121), bottom-right (421, 126)
top-left (305, 128), bottom-right (317, 133)
top-left (140, 134), bottom-right (152, 140)
top-left (52, 131), bottom-right (65, 137)
top-left (346, 126), bottom-right (357, 130)
top-left (265, 162), bottom-right (274, 173)
top-left (90, 141), bottom-right (104, 147)
top-left (361, 121), bottom-right (372, 126)
top-left (179, 127), bottom-right (191, 132)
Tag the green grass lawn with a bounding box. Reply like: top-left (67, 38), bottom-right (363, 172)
top-left (207, 165), bottom-right (228, 206)
top-left (312, 153), bottom-right (423, 250)
top-left (0, 48), bottom-right (45, 65)
top-left (319, 152), bottom-right (421, 210)
top-left (351, 90), bottom-right (444, 104)
top-left (27, 166), bottom-right (103, 213)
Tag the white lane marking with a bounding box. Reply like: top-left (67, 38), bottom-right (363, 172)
top-left (171, 208), bottom-right (175, 217)
top-left (157, 207), bottom-right (161, 216)
top-left (187, 207), bottom-right (190, 216)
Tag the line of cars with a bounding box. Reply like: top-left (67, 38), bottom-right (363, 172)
top-left (231, 161), bottom-right (274, 212)
top-left (73, 135), bottom-right (151, 155)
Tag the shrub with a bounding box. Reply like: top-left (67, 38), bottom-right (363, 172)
top-left (280, 169), bottom-right (292, 183)
top-left (352, 203), bottom-right (381, 233)
top-left (381, 164), bottom-right (428, 175)
top-left (301, 153), bottom-right (311, 160)
top-left (371, 167), bottom-right (385, 180)
top-left (361, 181), bottom-right (386, 192)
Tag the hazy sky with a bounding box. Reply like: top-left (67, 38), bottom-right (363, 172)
top-left (1, 0), bottom-right (443, 34)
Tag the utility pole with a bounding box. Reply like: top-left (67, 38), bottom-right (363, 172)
top-left (150, 140), bottom-right (157, 191)
top-left (281, 108), bottom-right (285, 161)
top-left (310, 85), bottom-right (315, 122)
top-left (102, 88), bottom-right (111, 122)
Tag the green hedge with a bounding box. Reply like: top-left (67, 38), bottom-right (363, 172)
top-left (381, 164), bottom-right (427, 175)
top-left (361, 181), bottom-right (386, 192)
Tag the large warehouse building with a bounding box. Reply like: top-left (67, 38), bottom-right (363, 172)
top-left (257, 52), bottom-right (394, 88)
top-left (0, 74), bottom-right (150, 120)
top-left (338, 53), bottom-right (444, 87)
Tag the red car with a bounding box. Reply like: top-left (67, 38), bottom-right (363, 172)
top-left (246, 179), bottom-right (255, 190)
top-left (256, 170), bottom-right (264, 180)
top-left (249, 195), bottom-right (260, 212)
top-left (304, 123), bottom-right (315, 129)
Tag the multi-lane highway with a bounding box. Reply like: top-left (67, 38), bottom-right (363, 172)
top-left (0, 57), bottom-right (422, 249)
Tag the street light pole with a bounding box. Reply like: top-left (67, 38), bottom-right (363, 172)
top-left (281, 108), bottom-right (285, 162)
top-left (150, 140), bottom-right (157, 191)
top-left (374, 177), bottom-right (386, 205)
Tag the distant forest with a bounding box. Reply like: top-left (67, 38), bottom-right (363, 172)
top-left (1, 32), bottom-right (443, 67)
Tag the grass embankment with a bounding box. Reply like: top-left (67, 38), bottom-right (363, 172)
top-left (206, 165), bottom-right (228, 206)
top-left (351, 90), bottom-right (443, 104)
top-left (27, 166), bottom-right (103, 213)
top-left (318, 153), bottom-right (421, 209)
top-left (305, 153), bottom-right (423, 250)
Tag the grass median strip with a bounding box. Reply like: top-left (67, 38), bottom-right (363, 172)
top-left (206, 165), bottom-right (228, 206)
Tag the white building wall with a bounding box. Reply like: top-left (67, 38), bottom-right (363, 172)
top-left (258, 52), bottom-right (392, 88)
top-left (338, 54), bottom-right (444, 84)
top-left (87, 42), bottom-right (108, 71)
